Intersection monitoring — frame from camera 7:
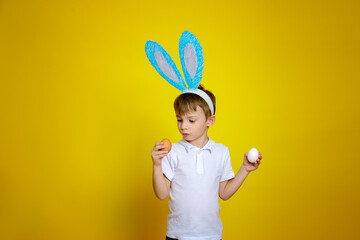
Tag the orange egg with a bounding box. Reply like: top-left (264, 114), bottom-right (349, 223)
top-left (161, 138), bottom-right (172, 152)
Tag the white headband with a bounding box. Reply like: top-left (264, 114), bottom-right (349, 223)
top-left (181, 89), bottom-right (214, 115)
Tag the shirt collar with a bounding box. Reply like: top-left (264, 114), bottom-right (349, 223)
top-left (179, 137), bottom-right (214, 153)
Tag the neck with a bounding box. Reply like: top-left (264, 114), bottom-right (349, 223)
top-left (188, 135), bottom-right (209, 149)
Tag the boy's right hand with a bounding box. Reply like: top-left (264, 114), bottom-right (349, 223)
top-left (151, 142), bottom-right (169, 166)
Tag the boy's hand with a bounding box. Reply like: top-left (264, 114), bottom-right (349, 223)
top-left (242, 152), bottom-right (262, 172)
top-left (151, 142), bottom-right (169, 166)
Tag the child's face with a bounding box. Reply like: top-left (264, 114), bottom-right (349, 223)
top-left (176, 105), bottom-right (215, 145)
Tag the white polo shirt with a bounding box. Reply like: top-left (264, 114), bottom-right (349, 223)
top-left (162, 137), bottom-right (235, 240)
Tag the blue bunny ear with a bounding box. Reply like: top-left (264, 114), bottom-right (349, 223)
top-left (145, 40), bottom-right (187, 91)
top-left (179, 31), bottom-right (204, 90)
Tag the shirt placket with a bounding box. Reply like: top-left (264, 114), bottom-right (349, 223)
top-left (195, 149), bottom-right (204, 174)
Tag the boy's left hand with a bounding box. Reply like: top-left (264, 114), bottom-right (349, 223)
top-left (242, 152), bottom-right (262, 172)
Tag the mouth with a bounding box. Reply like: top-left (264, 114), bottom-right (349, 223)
top-left (182, 133), bottom-right (189, 136)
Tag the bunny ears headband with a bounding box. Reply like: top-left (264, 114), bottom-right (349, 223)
top-left (145, 31), bottom-right (214, 115)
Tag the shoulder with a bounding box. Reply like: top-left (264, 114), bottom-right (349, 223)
top-left (171, 142), bottom-right (186, 152)
top-left (211, 142), bottom-right (230, 154)
top-left (166, 141), bottom-right (186, 158)
top-left (210, 142), bottom-right (232, 168)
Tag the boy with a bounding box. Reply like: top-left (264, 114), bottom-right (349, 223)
top-left (151, 85), bottom-right (262, 240)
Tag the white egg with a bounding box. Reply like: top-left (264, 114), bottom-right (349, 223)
top-left (247, 148), bottom-right (259, 163)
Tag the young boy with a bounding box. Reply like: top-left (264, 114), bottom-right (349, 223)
top-left (151, 85), bottom-right (262, 240)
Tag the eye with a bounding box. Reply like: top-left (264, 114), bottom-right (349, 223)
top-left (189, 120), bottom-right (195, 123)
top-left (177, 119), bottom-right (183, 122)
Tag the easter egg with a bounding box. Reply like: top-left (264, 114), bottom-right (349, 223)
top-left (161, 138), bottom-right (172, 152)
top-left (247, 148), bottom-right (259, 163)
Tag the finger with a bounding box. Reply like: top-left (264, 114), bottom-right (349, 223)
top-left (158, 153), bottom-right (168, 159)
top-left (155, 142), bottom-right (165, 147)
top-left (154, 143), bottom-right (165, 150)
top-left (153, 154), bottom-right (167, 162)
top-left (152, 147), bottom-right (164, 155)
top-left (244, 153), bottom-right (249, 162)
top-left (155, 150), bottom-right (168, 156)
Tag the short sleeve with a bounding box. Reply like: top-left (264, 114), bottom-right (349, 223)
top-left (162, 152), bottom-right (175, 181)
top-left (220, 147), bottom-right (235, 182)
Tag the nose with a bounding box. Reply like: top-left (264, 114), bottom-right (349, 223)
top-left (180, 121), bottom-right (188, 130)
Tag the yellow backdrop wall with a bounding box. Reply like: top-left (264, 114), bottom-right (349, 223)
top-left (1, 0), bottom-right (359, 239)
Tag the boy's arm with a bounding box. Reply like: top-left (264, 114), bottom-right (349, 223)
top-left (219, 152), bottom-right (262, 200)
top-left (152, 142), bottom-right (171, 200)
top-left (153, 165), bottom-right (170, 200)
top-left (219, 165), bottom-right (250, 200)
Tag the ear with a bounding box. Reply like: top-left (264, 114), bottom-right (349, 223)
top-left (207, 115), bottom-right (215, 127)
top-left (179, 31), bottom-right (204, 90)
top-left (145, 40), bottom-right (188, 91)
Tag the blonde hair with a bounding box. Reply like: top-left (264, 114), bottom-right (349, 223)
top-left (174, 85), bottom-right (216, 118)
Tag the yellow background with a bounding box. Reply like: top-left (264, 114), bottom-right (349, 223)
top-left (1, 0), bottom-right (359, 239)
